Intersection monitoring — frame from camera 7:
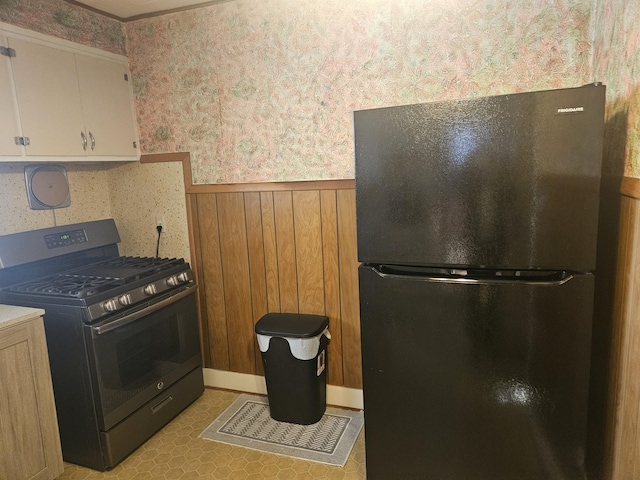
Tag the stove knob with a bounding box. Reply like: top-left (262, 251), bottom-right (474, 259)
top-left (104, 299), bottom-right (120, 312)
top-left (144, 284), bottom-right (157, 296)
top-left (177, 272), bottom-right (190, 283)
top-left (167, 272), bottom-right (190, 287)
top-left (118, 294), bottom-right (132, 306)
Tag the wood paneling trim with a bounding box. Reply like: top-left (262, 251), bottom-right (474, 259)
top-left (217, 193), bottom-right (255, 374)
top-left (273, 192), bottom-right (299, 313)
top-left (261, 192), bottom-right (281, 313)
top-left (608, 194), bottom-right (640, 480)
top-left (189, 179), bottom-right (356, 194)
top-left (293, 191), bottom-right (325, 314)
top-left (120, 0), bottom-right (230, 22)
top-left (620, 177), bottom-right (640, 200)
top-left (62, 0), bottom-right (124, 21)
top-left (196, 194), bottom-right (229, 369)
top-left (321, 190), bottom-right (344, 385)
top-left (337, 189), bottom-right (362, 389)
top-left (244, 192), bottom-right (268, 374)
top-left (67, 0), bottom-right (235, 23)
top-left (186, 195), bottom-right (210, 364)
top-left (140, 152), bottom-right (193, 197)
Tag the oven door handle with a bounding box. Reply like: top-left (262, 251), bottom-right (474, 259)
top-left (92, 284), bottom-right (196, 335)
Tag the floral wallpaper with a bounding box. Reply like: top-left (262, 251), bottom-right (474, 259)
top-left (1, 0), bottom-right (639, 183)
top-left (593, 0), bottom-right (640, 177)
top-left (126, 0), bottom-right (596, 184)
top-left (0, 0), bottom-right (125, 54)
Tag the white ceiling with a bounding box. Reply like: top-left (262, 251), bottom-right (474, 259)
top-left (70, 0), bottom-right (225, 20)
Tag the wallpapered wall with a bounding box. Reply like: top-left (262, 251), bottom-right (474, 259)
top-left (125, 0), bottom-right (597, 184)
top-left (1, 0), bottom-right (639, 181)
top-left (2, 0), bottom-right (638, 182)
top-left (593, 0), bottom-right (640, 176)
top-left (0, 0), bottom-right (125, 54)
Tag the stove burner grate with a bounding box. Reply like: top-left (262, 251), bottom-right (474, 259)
top-left (16, 275), bottom-right (123, 298)
top-left (6, 256), bottom-right (185, 299)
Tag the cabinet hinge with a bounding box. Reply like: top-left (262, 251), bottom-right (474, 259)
top-left (0, 46), bottom-right (16, 58)
top-left (124, 73), bottom-right (129, 81)
top-left (133, 141), bottom-right (137, 148)
top-left (14, 136), bottom-right (30, 146)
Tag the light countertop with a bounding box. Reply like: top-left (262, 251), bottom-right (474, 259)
top-left (0, 304), bottom-right (45, 330)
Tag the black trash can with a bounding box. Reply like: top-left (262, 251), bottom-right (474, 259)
top-left (255, 313), bottom-right (330, 425)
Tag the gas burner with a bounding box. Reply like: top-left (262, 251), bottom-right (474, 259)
top-left (7, 256), bottom-right (186, 299)
top-left (97, 256), bottom-right (184, 273)
top-left (10, 274), bottom-right (122, 298)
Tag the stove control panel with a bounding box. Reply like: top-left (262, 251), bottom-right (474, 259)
top-left (44, 228), bottom-right (87, 249)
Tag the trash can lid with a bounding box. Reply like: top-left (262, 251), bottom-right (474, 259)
top-left (255, 313), bottom-right (329, 338)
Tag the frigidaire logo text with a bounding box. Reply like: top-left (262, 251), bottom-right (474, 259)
top-left (557, 106), bottom-right (585, 114)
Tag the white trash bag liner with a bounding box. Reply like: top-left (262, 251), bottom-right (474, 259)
top-left (257, 327), bottom-right (331, 361)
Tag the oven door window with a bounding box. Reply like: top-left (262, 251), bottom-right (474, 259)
top-left (89, 291), bottom-right (201, 430)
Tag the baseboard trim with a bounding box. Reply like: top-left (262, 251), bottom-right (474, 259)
top-left (202, 368), bottom-right (364, 410)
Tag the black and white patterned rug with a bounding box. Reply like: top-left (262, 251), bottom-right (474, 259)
top-left (199, 394), bottom-right (364, 466)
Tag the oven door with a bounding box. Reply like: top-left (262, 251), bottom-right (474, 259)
top-left (86, 285), bottom-right (201, 431)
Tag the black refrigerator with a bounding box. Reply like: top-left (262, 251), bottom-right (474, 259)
top-left (354, 84), bottom-right (605, 480)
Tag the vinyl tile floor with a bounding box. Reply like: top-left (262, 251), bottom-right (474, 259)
top-left (58, 388), bottom-right (367, 480)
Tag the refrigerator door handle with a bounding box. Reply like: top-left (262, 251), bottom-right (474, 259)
top-left (369, 265), bottom-right (576, 286)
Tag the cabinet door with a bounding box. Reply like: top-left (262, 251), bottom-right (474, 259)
top-left (76, 54), bottom-right (138, 157)
top-left (0, 318), bottom-right (64, 480)
top-left (8, 37), bottom-right (86, 156)
top-left (0, 35), bottom-right (23, 156)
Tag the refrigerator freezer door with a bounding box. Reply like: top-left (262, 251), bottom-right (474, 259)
top-left (359, 265), bottom-right (593, 480)
top-left (354, 85), bottom-right (605, 270)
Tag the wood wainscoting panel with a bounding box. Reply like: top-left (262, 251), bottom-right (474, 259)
top-left (293, 190), bottom-right (325, 314)
top-left (245, 192), bottom-right (268, 374)
top-left (186, 195), bottom-right (210, 366)
top-left (321, 190), bottom-right (344, 386)
top-left (217, 193), bottom-right (256, 374)
top-left (196, 194), bottom-right (229, 370)
top-left (608, 192), bottom-right (640, 480)
top-left (191, 187), bottom-right (362, 388)
top-left (337, 189), bottom-right (362, 388)
top-left (260, 192), bottom-right (281, 314)
top-left (273, 192), bottom-right (299, 313)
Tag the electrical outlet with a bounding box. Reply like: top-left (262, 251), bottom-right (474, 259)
top-left (155, 216), bottom-right (166, 233)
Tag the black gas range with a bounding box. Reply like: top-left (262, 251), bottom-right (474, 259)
top-left (0, 219), bottom-right (204, 471)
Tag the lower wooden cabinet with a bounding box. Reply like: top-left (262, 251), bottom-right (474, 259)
top-left (0, 311), bottom-right (63, 480)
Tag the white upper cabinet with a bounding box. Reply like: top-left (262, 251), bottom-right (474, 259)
top-left (0, 34), bottom-right (22, 156)
top-left (76, 55), bottom-right (138, 157)
top-left (0, 23), bottom-right (139, 161)
top-left (8, 37), bottom-right (87, 156)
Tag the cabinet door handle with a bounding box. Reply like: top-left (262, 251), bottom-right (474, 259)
top-left (89, 131), bottom-right (95, 151)
top-left (81, 131), bottom-right (87, 151)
